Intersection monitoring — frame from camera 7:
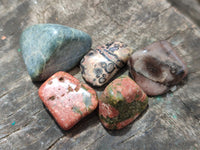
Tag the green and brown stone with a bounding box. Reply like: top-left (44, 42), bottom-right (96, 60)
top-left (99, 76), bottom-right (148, 130)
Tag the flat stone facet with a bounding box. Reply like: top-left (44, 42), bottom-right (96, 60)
top-left (80, 42), bottom-right (134, 86)
top-left (128, 41), bottom-right (188, 96)
top-left (38, 71), bottom-right (98, 130)
top-left (99, 76), bottom-right (148, 130)
top-left (20, 24), bottom-right (92, 81)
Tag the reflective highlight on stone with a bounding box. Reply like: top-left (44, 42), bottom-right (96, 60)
top-left (20, 24), bottom-right (92, 81)
top-left (128, 41), bottom-right (188, 96)
top-left (99, 76), bottom-right (148, 130)
top-left (80, 42), bottom-right (134, 86)
top-left (38, 71), bottom-right (98, 130)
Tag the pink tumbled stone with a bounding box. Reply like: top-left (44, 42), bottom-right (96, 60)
top-left (38, 71), bottom-right (98, 130)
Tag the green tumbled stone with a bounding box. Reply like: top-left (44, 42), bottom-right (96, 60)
top-left (20, 24), bottom-right (92, 81)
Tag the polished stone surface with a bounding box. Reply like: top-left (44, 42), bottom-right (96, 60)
top-left (80, 42), bottom-right (133, 87)
top-left (128, 41), bottom-right (188, 96)
top-left (20, 24), bottom-right (92, 81)
top-left (1, 0), bottom-right (200, 149)
top-left (99, 76), bottom-right (148, 130)
top-left (38, 71), bottom-right (98, 130)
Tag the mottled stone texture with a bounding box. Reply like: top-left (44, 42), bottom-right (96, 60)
top-left (99, 76), bottom-right (148, 130)
top-left (128, 41), bottom-right (188, 96)
top-left (38, 71), bottom-right (98, 130)
top-left (1, 0), bottom-right (200, 149)
top-left (20, 24), bottom-right (92, 81)
top-left (80, 42), bottom-right (133, 86)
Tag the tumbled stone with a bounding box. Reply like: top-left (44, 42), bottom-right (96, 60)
top-left (20, 24), bottom-right (92, 81)
top-left (128, 41), bottom-right (188, 96)
top-left (38, 71), bottom-right (98, 130)
top-left (80, 42), bottom-right (134, 86)
top-left (99, 76), bottom-right (148, 130)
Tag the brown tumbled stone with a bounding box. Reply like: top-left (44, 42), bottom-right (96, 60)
top-left (128, 41), bottom-right (188, 96)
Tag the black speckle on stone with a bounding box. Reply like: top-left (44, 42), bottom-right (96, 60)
top-left (106, 42), bottom-right (114, 48)
top-left (59, 77), bottom-right (64, 82)
top-left (48, 96), bottom-right (55, 101)
top-left (171, 64), bottom-right (184, 77)
top-left (97, 49), bottom-right (104, 55)
top-left (109, 46), bottom-right (118, 52)
top-left (88, 51), bottom-right (94, 56)
top-left (80, 64), bottom-right (85, 75)
top-left (94, 68), bottom-right (103, 78)
top-left (116, 60), bottom-right (124, 68)
top-left (176, 68), bottom-right (184, 76)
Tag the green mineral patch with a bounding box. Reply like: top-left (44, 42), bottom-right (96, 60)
top-left (106, 86), bottom-right (125, 105)
top-left (113, 86), bottom-right (117, 90)
top-left (116, 91), bottom-right (124, 101)
top-left (83, 94), bottom-right (92, 109)
top-left (81, 85), bottom-right (92, 109)
top-left (81, 85), bottom-right (88, 91)
top-left (99, 115), bottom-right (117, 129)
top-left (118, 75), bottom-right (128, 79)
top-left (100, 96), bottom-right (148, 126)
top-left (107, 86), bottom-right (115, 101)
top-left (115, 83), bottom-right (121, 86)
top-left (72, 106), bottom-right (82, 115)
top-left (135, 94), bottom-right (140, 99)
